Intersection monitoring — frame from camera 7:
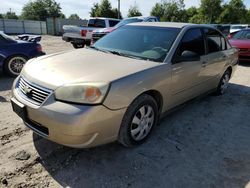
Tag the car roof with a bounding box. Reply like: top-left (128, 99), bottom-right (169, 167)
top-left (89, 17), bottom-right (120, 21)
top-left (125, 16), bottom-right (157, 20)
top-left (128, 22), bottom-right (195, 28)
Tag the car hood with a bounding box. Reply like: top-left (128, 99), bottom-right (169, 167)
top-left (22, 48), bottom-right (159, 90)
top-left (229, 39), bottom-right (250, 48)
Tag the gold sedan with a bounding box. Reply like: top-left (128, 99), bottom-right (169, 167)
top-left (11, 22), bottom-right (238, 148)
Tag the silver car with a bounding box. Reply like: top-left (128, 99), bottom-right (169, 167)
top-left (11, 22), bottom-right (238, 148)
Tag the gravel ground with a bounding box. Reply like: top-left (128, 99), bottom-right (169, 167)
top-left (0, 35), bottom-right (250, 188)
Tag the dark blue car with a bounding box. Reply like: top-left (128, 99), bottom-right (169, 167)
top-left (0, 31), bottom-right (45, 77)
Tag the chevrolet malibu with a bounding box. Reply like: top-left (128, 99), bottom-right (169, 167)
top-left (11, 22), bottom-right (238, 148)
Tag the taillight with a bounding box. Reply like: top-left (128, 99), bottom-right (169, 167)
top-left (37, 45), bottom-right (42, 52)
top-left (81, 30), bottom-right (87, 37)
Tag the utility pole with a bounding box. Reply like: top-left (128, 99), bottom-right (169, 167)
top-left (118, 0), bottom-right (120, 19)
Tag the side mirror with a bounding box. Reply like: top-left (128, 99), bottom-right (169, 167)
top-left (173, 50), bottom-right (200, 63)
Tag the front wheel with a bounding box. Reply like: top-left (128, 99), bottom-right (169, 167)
top-left (118, 94), bottom-right (159, 147)
top-left (216, 70), bottom-right (231, 95)
top-left (4, 55), bottom-right (28, 77)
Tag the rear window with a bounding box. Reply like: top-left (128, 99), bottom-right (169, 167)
top-left (88, 19), bottom-right (106, 28)
top-left (109, 20), bottom-right (120, 27)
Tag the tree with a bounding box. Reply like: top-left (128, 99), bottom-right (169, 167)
top-left (127, 4), bottom-right (142, 17)
top-left (111, 8), bottom-right (123, 19)
top-left (217, 0), bottom-right (247, 24)
top-left (68, 14), bottom-right (80, 20)
top-left (151, 3), bottom-right (164, 19)
top-left (247, 9), bottom-right (250, 24)
top-left (151, 0), bottom-right (186, 22)
top-left (98, 0), bottom-right (114, 18)
top-left (0, 14), bottom-right (4, 19)
top-left (90, 3), bottom-right (100, 17)
top-left (4, 11), bottom-right (19, 19)
top-left (199, 0), bottom-right (222, 23)
top-left (21, 0), bottom-right (63, 21)
top-left (89, 0), bottom-right (122, 19)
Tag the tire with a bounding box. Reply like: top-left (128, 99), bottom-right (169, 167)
top-left (118, 94), bottom-right (159, 147)
top-left (4, 55), bottom-right (28, 77)
top-left (72, 43), bottom-right (84, 49)
top-left (215, 69), bottom-right (231, 95)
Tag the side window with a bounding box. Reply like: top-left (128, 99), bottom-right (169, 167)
top-left (176, 28), bottom-right (205, 57)
top-left (204, 28), bottom-right (227, 53)
top-left (147, 18), bottom-right (156, 22)
top-left (109, 20), bottom-right (119, 27)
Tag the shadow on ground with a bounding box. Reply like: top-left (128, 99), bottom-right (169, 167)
top-left (0, 74), bottom-right (15, 92)
top-left (239, 61), bottom-right (250, 67)
top-left (32, 83), bottom-right (249, 187)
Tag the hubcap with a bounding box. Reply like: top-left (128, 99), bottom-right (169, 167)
top-left (130, 105), bottom-right (155, 141)
top-left (8, 57), bottom-right (27, 75)
top-left (221, 74), bottom-right (230, 93)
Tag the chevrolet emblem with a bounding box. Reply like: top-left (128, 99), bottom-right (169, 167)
top-left (23, 85), bottom-right (32, 94)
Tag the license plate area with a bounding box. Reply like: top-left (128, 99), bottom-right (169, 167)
top-left (11, 98), bottom-right (27, 121)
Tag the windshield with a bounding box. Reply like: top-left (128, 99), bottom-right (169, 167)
top-left (232, 30), bottom-right (250, 40)
top-left (93, 25), bottom-right (180, 62)
top-left (115, 18), bottom-right (143, 28)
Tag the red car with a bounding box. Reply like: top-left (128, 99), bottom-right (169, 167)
top-left (229, 29), bottom-right (250, 62)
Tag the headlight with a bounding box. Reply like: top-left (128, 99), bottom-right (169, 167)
top-left (55, 82), bottom-right (109, 104)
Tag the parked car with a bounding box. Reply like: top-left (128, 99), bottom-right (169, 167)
top-left (230, 24), bottom-right (249, 33)
top-left (11, 22), bottom-right (238, 148)
top-left (92, 16), bottom-right (159, 43)
top-left (0, 31), bottom-right (45, 77)
top-left (229, 29), bottom-right (250, 62)
top-left (62, 17), bottom-right (120, 48)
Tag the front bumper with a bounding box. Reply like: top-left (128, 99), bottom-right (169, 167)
top-left (12, 79), bottom-right (126, 148)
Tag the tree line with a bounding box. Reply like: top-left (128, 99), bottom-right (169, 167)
top-left (0, 0), bottom-right (249, 24)
top-left (151, 0), bottom-right (250, 24)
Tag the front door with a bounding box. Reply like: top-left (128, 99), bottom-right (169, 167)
top-left (170, 28), bottom-right (206, 107)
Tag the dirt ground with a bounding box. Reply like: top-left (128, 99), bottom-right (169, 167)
top-left (0, 35), bottom-right (250, 188)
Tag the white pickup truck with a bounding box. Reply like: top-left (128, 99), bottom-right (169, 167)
top-left (62, 17), bottom-right (120, 48)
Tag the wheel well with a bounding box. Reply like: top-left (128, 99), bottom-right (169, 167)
top-left (3, 54), bottom-right (28, 66)
top-left (143, 90), bottom-right (163, 113)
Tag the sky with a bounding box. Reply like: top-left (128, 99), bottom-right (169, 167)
top-left (1, 0), bottom-right (250, 19)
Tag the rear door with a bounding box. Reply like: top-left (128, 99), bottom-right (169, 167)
top-left (200, 28), bottom-right (228, 85)
top-left (170, 28), bottom-right (206, 106)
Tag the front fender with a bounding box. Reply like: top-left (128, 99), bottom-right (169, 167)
top-left (103, 63), bottom-right (172, 111)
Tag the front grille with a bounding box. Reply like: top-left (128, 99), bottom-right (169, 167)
top-left (18, 77), bottom-right (51, 106)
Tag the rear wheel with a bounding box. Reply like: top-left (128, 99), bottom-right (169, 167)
top-left (118, 94), bottom-right (159, 147)
top-left (4, 55), bottom-right (28, 77)
top-left (216, 70), bottom-right (231, 95)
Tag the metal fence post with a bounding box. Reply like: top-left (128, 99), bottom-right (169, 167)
top-left (22, 20), bottom-right (25, 33)
top-left (40, 21), bottom-right (42, 34)
top-left (2, 19), bottom-right (5, 33)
